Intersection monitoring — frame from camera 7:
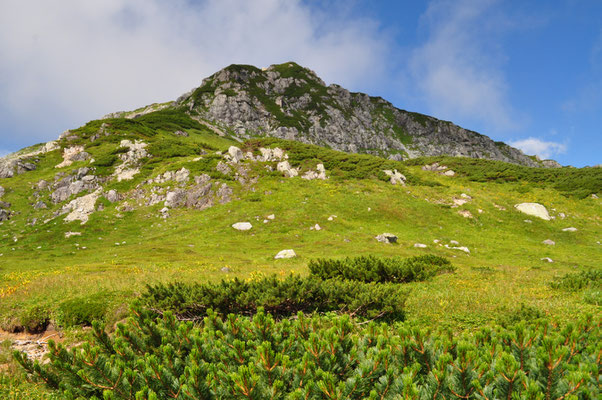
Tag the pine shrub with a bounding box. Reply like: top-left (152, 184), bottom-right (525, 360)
top-left (15, 309), bottom-right (600, 399)
top-left (308, 255), bottom-right (454, 283)
top-left (141, 274), bottom-right (409, 322)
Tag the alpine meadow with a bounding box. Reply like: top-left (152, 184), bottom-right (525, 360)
top-left (0, 62), bottom-right (600, 399)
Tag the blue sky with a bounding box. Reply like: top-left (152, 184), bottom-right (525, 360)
top-left (0, 0), bottom-right (600, 166)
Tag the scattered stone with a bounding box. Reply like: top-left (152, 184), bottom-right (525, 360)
top-left (174, 168), bottom-right (190, 183)
top-left (258, 147), bottom-right (286, 162)
top-left (227, 146), bottom-right (244, 163)
top-left (34, 201), bottom-right (47, 209)
top-left (216, 183), bottom-right (233, 204)
top-left (313, 224), bottom-right (322, 231)
top-left (514, 203), bottom-right (551, 220)
top-left (267, 214), bottom-right (275, 220)
top-left (452, 246), bottom-right (470, 253)
top-left (216, 161), bottom-right (231, 175)
top-left (302, 163), bottom-right (327, 180)
top-left (478, 209), bottom-right (483, 214)
top-left (592, 194), bottom-right (599, 199)
top-left (276, 160), bottom-right (299, 177)
top-left (414, 243), bottom-right (427, 248)
top-left (458, 210), bottom-right (473, 218)
top-left (64, 231), bottom-right (81, 238)
top-left (56, 146), bottom-right (89, 168)
top-left (327, 215), bottom-right (336, 221)
top-left (460, 193), bottom-right (471, 199)
top-left (165, 189), bottom-right (187, 208)
top-left (382, 169), bottom-right (406, 185)
top-left (113, 140), bottom-right (148, 182)
top-left (0, 186), bottom-right (4, 197)
top-left (444, 170), bottom-right (456, 177)
top-left (541, 257), bottom-right (554, 263)
top-left (524, 219), bottom-right (532, 223)
top-left (542, 239), bottom-right (555, 246)
top-left (62, 190), bottom-right (101, 224)
top-left (375, 233), bottom-right (397, 243)
top-left (160, 207), bottom-right (170, 219)
top-left (493, 204), bottom-right (506, 211)
top-left (103, 190), bottom-right (118, 203)
top-left (558, 212), bottom-right (566, 219)
top-left (275, 249), bottom-right (296, 259)
top-left (450, 240), bottom-right (460, 245)
top-left (453, 198), bottom-right (469, 207)
top-left (562, 227), bottom-right (577, 232)
top-left (263, 219), bottom-right (269, 223)
top-left (221, 267), bottom-right (231, 273)
top-left (0, 209), bottom-right (11, 221)
top-left (232, 222), bottom-right (252, 231)
top-left (433, 239), bottom-right (440, 244)
top-left (174, 130), bottom-right (188, 137)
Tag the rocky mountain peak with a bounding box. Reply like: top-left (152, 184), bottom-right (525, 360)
top-left (172, 62), bottom-right (553, 167)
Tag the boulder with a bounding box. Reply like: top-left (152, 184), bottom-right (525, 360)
top-left (62, 190), bottom-right (101, 224)
top-left (274, 249), bottom-right (296, 259)
top-left (375, 233), bottom-right (397, 243)
top-left (514, 203), bottom-right (551, 220)
top-left (232, 222), bottom-right (252, 231)
top-left (228, 146), bottom-right (244, 163)
top-left (383, 169), bottom-right (406, 185)
top-left (174, 168), bottom-right (190, 183)
top-left (277, 161), bottom-right (298, 177)
top-left (216, 161), bottom-right (232, 175)
top-left (34, 201), bottom-right (47, 209)
top-left (106, 190), bottom-right (119, 203)
top-left (165, 189), bottom-right (187, 208)
top-left (542, 239), bottom-right (555, 245)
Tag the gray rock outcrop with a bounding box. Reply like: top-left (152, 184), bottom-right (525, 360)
top-left (175, 62), bottom-right (546, 167)
top-left (514, 203), bottom-right (551, 220)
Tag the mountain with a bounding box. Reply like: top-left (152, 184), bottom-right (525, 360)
top-left (105, 62), bottom-right (554, 167)
top-left (1, 62), bottom-right (601, 398)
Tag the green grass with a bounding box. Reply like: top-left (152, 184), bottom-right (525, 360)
top-left (1, 127), bottom-right (600, 394)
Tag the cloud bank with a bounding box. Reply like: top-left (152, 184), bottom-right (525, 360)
top-left (510, 137), bottom-right (567, 160)
top-left (409, 0), bottom-right (519, 133)
top-left (0, 0), bottom-right (391, 148)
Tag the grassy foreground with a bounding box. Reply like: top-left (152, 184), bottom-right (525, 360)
top-left (0, 124), bottom-right (600, 397)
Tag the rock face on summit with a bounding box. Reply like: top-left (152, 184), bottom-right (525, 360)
top-left (172, 62), bottom-right (546, 167)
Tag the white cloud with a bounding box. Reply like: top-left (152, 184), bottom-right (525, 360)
top-left (409, 0), bottom-right (519, 132)
top-left (0, 0), bottom-right (391, 148)
top-left (509, 137), bottom-right (567, 160)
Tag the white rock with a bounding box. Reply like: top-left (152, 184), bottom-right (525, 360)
top-left (414, 243), bottom-right (427, 248)
top-left (450, 240), bottom-right (460, 245)
top-left (460, 193), bottom-right (471, 199)
top-left (263, 219), bottom-right (269, 223)
top-left (514, 203), bottom-right (551, 220)
top-left (64, 231), bottom-right (81, 238)
top-left (232, 222), bottom-right (253, 231)
top-left (444, 170), bottom-right (456, 176)
top-left (314, 224), bottom-right (321, 231)
top-left (562, 227), bottom-right (577, 232)
top-left (433, 239), bottom-right (440, 244)
top-left (542, 239), bottom-right (555, 245)
top-left (62, 190), bottom-right (101, 225)
top-left (277, 161), bottom-right (299, 177)
top-left (453, 198), bottom-right (469, 206)
top-left (228, 146), bottom-right (244, 163)
top-left (106, 189), bottom-right (119, 203)
top-left (56, 146), bottom-right (86, 168)
top-left (524, 219), bottom-right (532, 223)
top-left (541, 257), bottom-right (554, 263)
top-left (452, 246), bottom-right (470, 253)
top-left (558, 212), bottom-right (566, 219)
top-left (267, 214), bottom-right (275, 220)
top-left (383, 169), bottom-right (406, 185)
top-left (375, 233), bottom-right (397, 243)
top-left (275, 249), bottom-right (296, 259)
top-left (327, 216), bottom-right (334, 221)
top-left (458, 210), bottom-right (473, 218)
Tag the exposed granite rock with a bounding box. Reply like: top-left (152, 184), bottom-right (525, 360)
top-left (175, 62), bottom-right (546, 167)
top-left (514, 203), bottom-right (551, 221)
